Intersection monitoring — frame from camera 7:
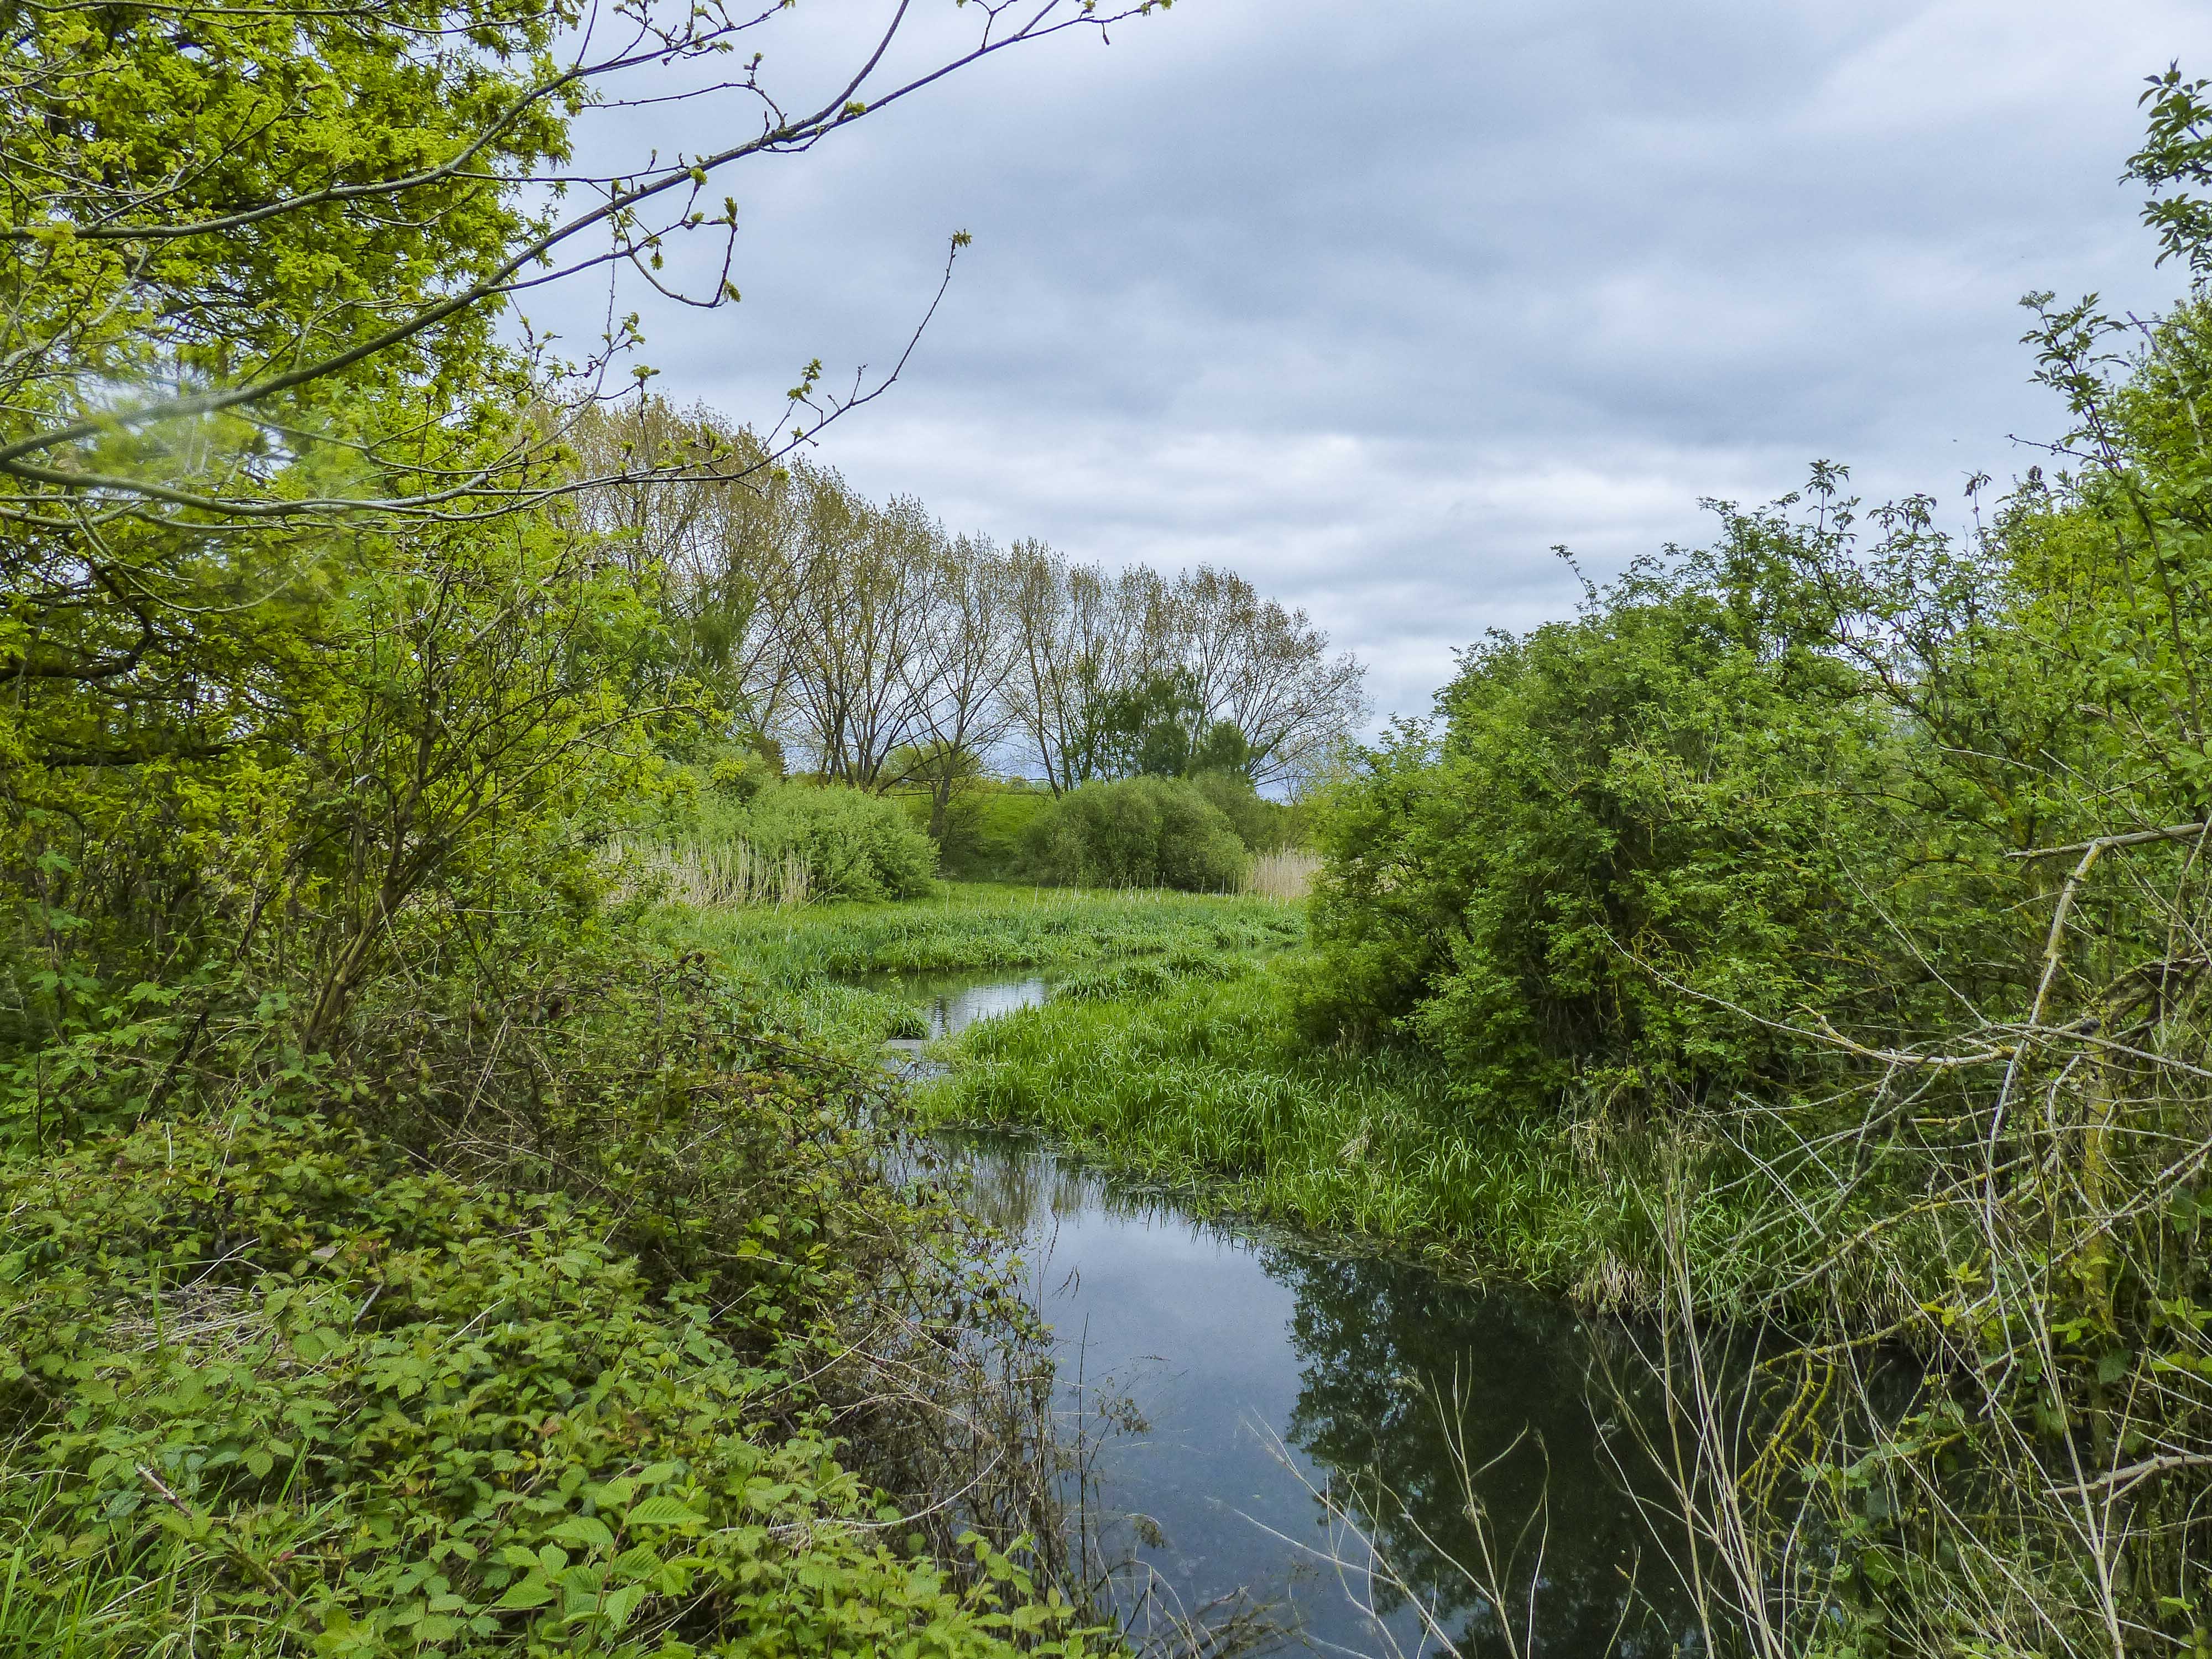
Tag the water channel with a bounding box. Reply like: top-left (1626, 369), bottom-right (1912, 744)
top-left (880, 969), bottom-right (1702, 1658)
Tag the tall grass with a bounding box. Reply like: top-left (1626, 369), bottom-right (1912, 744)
top-left (665, 888), bottom-right (1812, 1320)
top-left (0, 1481), bottom-right (298, 1657)
top-left (674, 882), bottom-right (1305, 982)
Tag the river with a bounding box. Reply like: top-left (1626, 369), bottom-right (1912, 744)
top-left (879, 969), bottom-right (1705, 1658)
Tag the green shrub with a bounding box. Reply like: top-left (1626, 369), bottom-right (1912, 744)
top-left (0, 943), bottom-right (1091, 1657)
top-left (1022, 778), bottom-right (1250, 893)
top-left (1297, 536), bottom-right (1991, 1114)
top-left (735, 782), bottom-right (938, 901)
top-left (1186, 770), bottom-right (1297, 853)
top-left (702, 740), bottom-right (781, 804)
top-left (0, 1104), bottom-right (1084, 1658)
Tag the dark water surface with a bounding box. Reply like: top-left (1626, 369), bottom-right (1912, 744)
top-left (942, 1138), bottom-right (1696, 1658)
top-left (888, 971), bottom-right (1699, 1657)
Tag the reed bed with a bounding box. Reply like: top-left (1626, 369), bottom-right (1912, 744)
top-left (1242, 849), bottom-right (1319, 901)
top-left (609, 835), bottom-right (812, 907)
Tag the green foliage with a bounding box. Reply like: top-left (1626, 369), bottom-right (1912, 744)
top-left (1298, 531), bottom-right (2005, 1115)
top-left (1, 0), bottom-right (571, 427)
top-left (1261, 82), bottom-right (2212, 1653)
top-left (0, 940), bottom-right (1098, 1657)
top-left (1082, 669), bottom-right (1264, 787)
top-left (736, 782), bottom-right (938, 902)
top-left (1021, 778), bottom-right (1250, 893)
top-left (702, 742), bottom-right (783, 806)
top-left (1186, 723), bottom-right (1256, 780)
top-left (0, 3), bottom-right (1157, 1652)
top-left (0, 4), bottom-right (622, 1016)
top-left (1086, 670), bottom-right (1207, 780)
top-left (1185, 770), bottom-right (1297, 854)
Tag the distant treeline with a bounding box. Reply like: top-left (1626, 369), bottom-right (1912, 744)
top-left (566, 399), bottom-right (1369, 823)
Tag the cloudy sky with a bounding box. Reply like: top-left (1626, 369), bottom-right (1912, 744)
top-left (543, 0), bottom-right (2212, 724)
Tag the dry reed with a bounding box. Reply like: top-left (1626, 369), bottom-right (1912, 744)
top-left (1243, 850), bottom-right (1319, 901)
top-left (609, 836), bottom-right (811, 907)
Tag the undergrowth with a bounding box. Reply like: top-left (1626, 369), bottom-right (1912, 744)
top-left (0, 943), bottom-right (1098, 1658)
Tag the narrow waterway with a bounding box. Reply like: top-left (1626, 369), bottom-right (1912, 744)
top-left (884, 969), bottom-right (1701, 1658)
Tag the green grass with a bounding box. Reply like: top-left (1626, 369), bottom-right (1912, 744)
top-left (915, 953), bottom-right (1794, 1312)
top-left (675, 881), bottom-right (1299, 978)
top-left (0, 1500), bottom-right (251, 1659)
top-left (656, 882), bottom-right (1299, 1057)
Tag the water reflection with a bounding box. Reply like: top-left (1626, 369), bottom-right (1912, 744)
top-left (941, 1133), bottom-right (1697, 1657)
top-left (1271, 1249), bottom-right (1687, 1656)
top-left (880, 969), bottom-right (1053, 1040)
top-left (952, 1136), bottom-right (1177, 1234)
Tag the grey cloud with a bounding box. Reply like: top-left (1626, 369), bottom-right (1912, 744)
top-left (545, 0), bottom-right (2212, 723)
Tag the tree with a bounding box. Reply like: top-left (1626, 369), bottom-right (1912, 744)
top-left (564, 399), bottom-right (794, 738)
top-left (1003, 555), bottom-right (1367, 794)
top-left (0, 0), bottom-right (1168, 533)
top-left (900, 535), bottom-right (1024, 836)
top-left (1, 0), bottom-right (1168, 1034)
top-left (1089, 668), bottom-right (1204, 779)
top-left (1168, 566), bottom-right (1369, 790)
top-left (773, 479), bottom-right (939, 788)
top-left (1005, 544), bottom-right (1164, 793)
top-left (1300, 536), bottom-right (1910, 1103)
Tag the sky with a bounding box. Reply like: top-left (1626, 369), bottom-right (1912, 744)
top-left (539, 0), bottom-right (2212, 726)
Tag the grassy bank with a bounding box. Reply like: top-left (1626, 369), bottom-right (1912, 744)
top-left (669, 885), bottom-right (1303, 1055)
top-left (671, 888), bottom-right (1840, 1317)
top-left (680, 883), bottom-right (1302, 979)
top-left (912, 951), bottom-right (1817, 1312)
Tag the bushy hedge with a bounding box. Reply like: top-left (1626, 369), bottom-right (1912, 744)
top-left (1186, 769), bottom-right (1298, 854)
top-left (1297, 538), bottom-right (1980, 1113)
top-left (740, 782), bottom-right (938, 901)
top-left (1022, 777), bottom-right (1250, 893)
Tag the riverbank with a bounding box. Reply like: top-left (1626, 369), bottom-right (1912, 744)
top-left (657, 891), bottom-right (1701, 1653)
top-left (677, 888), bottom-right (1815, 1320)
top-left (911, 947), bottom-right (1813, 1316)
top-left (666, 886), bottom-right (1745, 1650)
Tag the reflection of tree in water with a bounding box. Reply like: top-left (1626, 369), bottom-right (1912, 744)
top-left (1267, 1248), bottom-right (1694, 1657)
top-left (940, 1133), bottom-right (1234, 1242)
